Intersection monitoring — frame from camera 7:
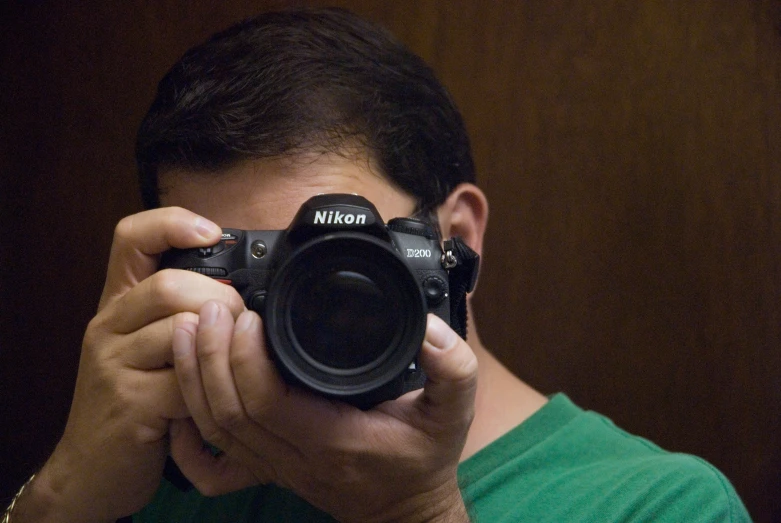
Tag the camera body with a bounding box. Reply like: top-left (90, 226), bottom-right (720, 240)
top-left (160, 194), bottom-right (478, 409)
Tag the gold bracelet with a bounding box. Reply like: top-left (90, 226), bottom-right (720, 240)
top-left (2, 474), bottom-right (36, 523)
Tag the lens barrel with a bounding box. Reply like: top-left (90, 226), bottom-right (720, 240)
top-left (264, 232), bottom-right (426, 405)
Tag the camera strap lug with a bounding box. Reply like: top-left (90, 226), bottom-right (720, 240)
top-left (441, 239), bottom-right (458, 269)
top-left (441, 237), bottom-right (480, 339)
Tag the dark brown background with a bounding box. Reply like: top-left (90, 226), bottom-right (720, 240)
top-left (2, 1), bottom-right (779, 521)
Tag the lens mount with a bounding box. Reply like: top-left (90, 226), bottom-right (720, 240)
top-left (265, 232), bottom-right (426, 400)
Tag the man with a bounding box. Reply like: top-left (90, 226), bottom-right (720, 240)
top-left (6, 8), bottom-right (749, 523)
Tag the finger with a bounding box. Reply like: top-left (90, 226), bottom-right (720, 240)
top-left (107, 269), bottom-right (245, 334)
top-left (115, 311), bottom-right (199, 369)
top-left (172, 319), bottom-right (233, 452)
top-left (169, 418), bottom-right (258, 496)
top-left (228, 310), bottom-right (355, 445)
top-left (99, 207), bottom-right (222, 310)
top-left (173, 308), bottom-right (305, 479)
top-left (229, 310), bottom-right (289, 421)
top-left (196, 301), bottom-right (249, 437)
top-left (415, 314), bottom-right (478, 426)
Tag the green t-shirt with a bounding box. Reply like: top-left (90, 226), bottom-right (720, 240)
top-left (134, 394), bottom-right (750, 522)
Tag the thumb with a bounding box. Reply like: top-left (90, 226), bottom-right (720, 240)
top-left (416, 314), bottom-right (478, 425)
top-left (99, 208), bottom-right (222, 310)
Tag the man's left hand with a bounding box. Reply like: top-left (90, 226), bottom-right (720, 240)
top-left (170, 301), bottom-right (476, 523)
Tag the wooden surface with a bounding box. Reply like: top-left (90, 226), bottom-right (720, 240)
top-left (2, 1), bottom-right (779, 520)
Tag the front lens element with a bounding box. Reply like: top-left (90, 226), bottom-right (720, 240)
top-left (290, 270), bottom-right (401, 370)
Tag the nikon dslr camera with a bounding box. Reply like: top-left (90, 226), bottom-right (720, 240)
top-left (160, 193), bottom-right (478, 409)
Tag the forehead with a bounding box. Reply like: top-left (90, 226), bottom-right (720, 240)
top-left (159, 152), bottom-right (417, 229)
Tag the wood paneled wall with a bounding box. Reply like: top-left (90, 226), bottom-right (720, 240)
top-left (2, 1), bottom-right (779, 520)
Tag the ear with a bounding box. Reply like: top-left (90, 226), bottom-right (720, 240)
top-left (437, 183), bottom-right (489, 257)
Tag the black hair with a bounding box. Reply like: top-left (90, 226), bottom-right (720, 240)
top-left (135, 7), bottom-right (476, 212)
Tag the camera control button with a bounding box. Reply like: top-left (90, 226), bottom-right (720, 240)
top-left (189, 267), bottom-right (228, 277)
top-left (250, 291), bottom-right (267, 315)
top-left (422, 276), bottom-right (448, 305)
top-left (251, 240), bottom-right (267, 259)
top-left (197, 242), bottom-right (225, 258)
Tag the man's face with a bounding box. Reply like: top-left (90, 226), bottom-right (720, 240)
top-left (159, 152), bottom-right (417, 229)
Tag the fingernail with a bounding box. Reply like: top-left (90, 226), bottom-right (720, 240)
top-left (202, 301), bottom-right (220, 326)
top-left (426, 314), bottom-right (458, 351)
top-left (172, 326), bottom-right (194, 359)
top-left (234, 311), bottom-right (256, 333)
top-left (195, 217), bottom-right (221, 240)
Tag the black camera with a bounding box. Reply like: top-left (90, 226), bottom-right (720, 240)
top-left (160, 194), bottom-right (478, 409)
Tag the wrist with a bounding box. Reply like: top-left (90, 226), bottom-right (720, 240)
top-left (9, 458), bottom-right (113, 523)
top-left (375, 477), bottom-right (470, 523)
top-left (3, 473), bottom-right (35, 523)
top-left (412, 479), bottom-right (470, 523)
top-left (4, 470), bottom-right (64, 523)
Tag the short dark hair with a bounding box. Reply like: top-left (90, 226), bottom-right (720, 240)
top-left (135, 7), bottom-right (476, 213)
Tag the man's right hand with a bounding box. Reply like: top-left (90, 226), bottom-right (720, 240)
top-left (12, 208), bottom-right (245, 523)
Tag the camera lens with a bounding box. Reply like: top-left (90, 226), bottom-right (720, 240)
top-left (265, 233), bottom-right (426, 402)
top-left (290, 270), bottom-right (400, 370)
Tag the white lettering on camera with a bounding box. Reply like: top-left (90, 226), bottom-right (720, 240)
top-left (406, 248), bottom-right (432, 258)
top-left (314, 210), bottom-right (367, 225)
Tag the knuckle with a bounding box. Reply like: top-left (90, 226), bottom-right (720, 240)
top-left (244, 396), bottom-right (273, 423)
top-left (458, 354), bottom-right (479, 383)
top-left (173, 310), bottom-right (200, 327)
top-left (113, 215), bottom-right (136, 241)
top-left (82, 315), bottom-right (105, 350)
top-left (148, 269), bottom-right (182, 303)
top-left (201, 426), bottom-right (232, 452)
top-left (130, 422), bottom-right (162, 446)
top-left (193, 478), bottom-right (222, 497)
top-left (451, 370), bottom-right (478, 405)
top-left (195, 338), bottom-right (223, 362)
top-left (161, 206), bottom-right (200, 238)
top-left (175, 373), bottom-right (198, 395)
top-left (220, 286), bottom-right (246, 316)
top-left (213, 404), bottom-right (247, 432)
top-left (82, 314), bottom-right (121, 360)
top-left (445, 341), bottom-right (479, 384)
top-left (161, 205), bottom-right (187, 222)
top-left (239, 380), bottom-right (280, 422)
top-left (228, 344), bottom-right (253, 371)
top-left (238, 382), bottom-right (278, 422)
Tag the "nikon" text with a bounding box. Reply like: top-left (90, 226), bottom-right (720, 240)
top-left (313, 210), bottom-right (367, 225)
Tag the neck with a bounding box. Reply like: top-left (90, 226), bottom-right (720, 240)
top-left (460, 306), bottom-right (548, 461)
